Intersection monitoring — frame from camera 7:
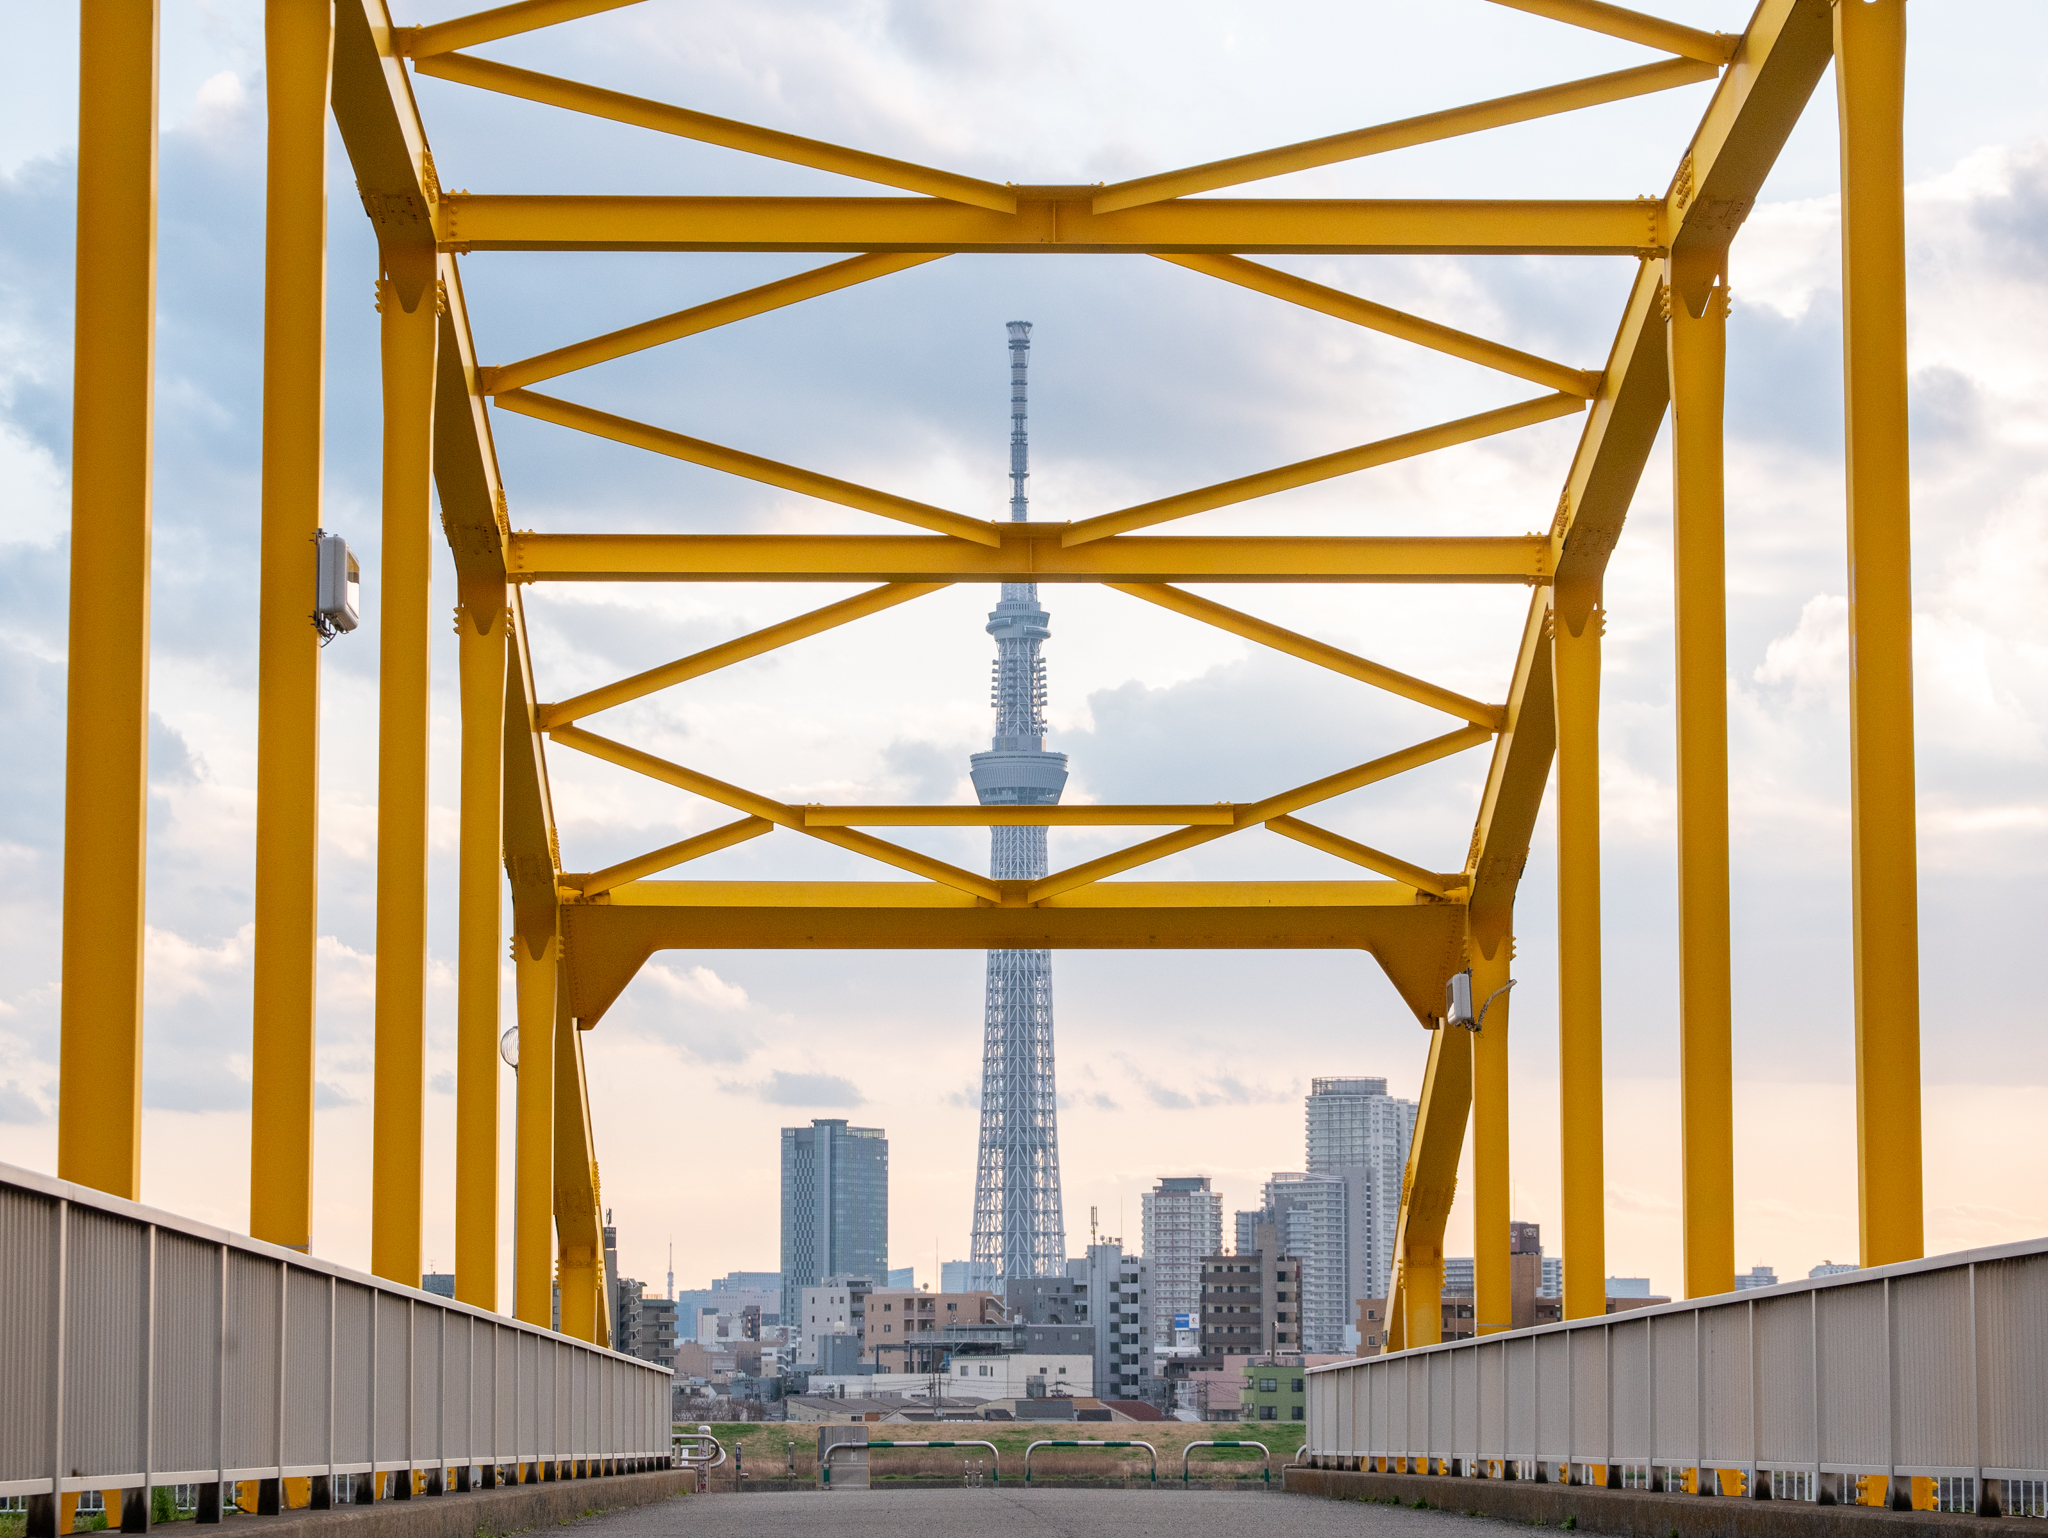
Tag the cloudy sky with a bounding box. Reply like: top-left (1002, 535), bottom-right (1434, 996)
top-left (2, 0), bottom-right (2045, 1308)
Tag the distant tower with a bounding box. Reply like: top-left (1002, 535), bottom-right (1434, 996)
top-left (967, 322), bottom-right (1068, 1288)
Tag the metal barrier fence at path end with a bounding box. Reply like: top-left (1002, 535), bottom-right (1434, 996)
top-left (820, 1440), bottom-right (1002, 1487)
top-left (1024, 1441), bottom-right (1158, 1484)
top-left (0, 1162), bottom-right (673, 1537)
top-left (1182, 1439), bottom-right (1272, 1487)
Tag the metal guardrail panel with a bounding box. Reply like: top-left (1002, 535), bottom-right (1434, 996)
top-left (1819, 1278), bottom-right (1887, 1467)
top-left (285, 1269), bottom-right (331, 1468)
top-left (224, 1251), bottom-right (282, 1471)
top-left (374, 1292), bottom-right (410, 1462)
top-left (66, 1207), bottom-right (148, 1481)
top-left (334, 1280), bottom-right (372, 1465)
top-left (0, 1187), bottom-right (56, 1484)
top-left (1611, 1319), bottom-right (1649, 1461)
top-left (1304, 1241), bottom-right (2048, 1488)
top-left (1701, 1303), bottom-right (1750, 1464)
top-left (1652, 1312), bottom-right (1695, 1462)
top-left (0, 1163), bottom-right (672, 1494)
top-left (1754, 1293), bottom-right (1815, 1465)
top-left (1895, 1267), bottom-right (1971, 1469)
top-left (1979, 1256), bottom-right (2048, 1472)
top-left (154, 1231), bottom-right (221, 1476)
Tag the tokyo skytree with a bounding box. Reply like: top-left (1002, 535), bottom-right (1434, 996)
top-left (966, 322), bottom-right (1068, 1287)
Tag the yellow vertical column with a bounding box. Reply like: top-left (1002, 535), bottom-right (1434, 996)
top-left (1834, 0), bottom-right (1923, 1269)
top-left (249, 0), bottom-right (333, 1252)
top-left (513, 923), bottom-right (557, 1327)
top-left (1667, 274), bottom-right (1736, 1300)
top-left (369, 278), bottom-right (438, 1284)
top-left (455, 602), bottom-right (506, 1308)
top-left (57, 0), bottom-right (159, 1199)
top-left (1390, 1017), bottom-right (1472, 1350)
top-left (1470, 938), bottom-right (1512, 1335)
top-left (1554, 602), bottom-right (1607, 1319)
top-left (554, 1006), bottom-right (598, 1342)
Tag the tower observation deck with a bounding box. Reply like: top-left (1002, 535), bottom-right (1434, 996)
top-left (967, 322), bottom-right (1068, 1286)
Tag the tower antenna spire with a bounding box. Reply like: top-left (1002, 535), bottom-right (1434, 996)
top-left (1007, 321), bottom-right (1031, 522)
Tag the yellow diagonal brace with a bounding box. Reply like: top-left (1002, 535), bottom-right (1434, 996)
top-left (548, 725), bottom-right (1003, 901)
top-left (494, 389), bottom-right (1001, 546)
top-left (1155, 254), bottom-right (1600, 398)
top-left (1061, 394), bottom-right (1583, 545)
top-left (573, 815), bottom-right (773, 898)
top-left (1265, 815), bottom-right (1461, 898)
top-left (483, 254), bottom-right (944, 395)
top-left (800, 805), bottom-right (1237, 827)
top-left (1094, 57), bottom-right (1718, 213)
top-left (1026, 726), bottom-right (1491, 902)
top-left (1483, 0), bottom-right (1737, 65)
top-left (412, 52), bottom-right (1018, 212)
top-left (401, 0), bottom-right (644, 59)
top-left (539, 582), bottom-right (947, 728)
top-left (1106, 583), bottom-right (1503, 728)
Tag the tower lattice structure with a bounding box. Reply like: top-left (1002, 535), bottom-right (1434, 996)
top-left (967, 322), bottom-right (1068, 1288)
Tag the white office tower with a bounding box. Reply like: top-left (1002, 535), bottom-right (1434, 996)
top-left (1305, 1077), bottom-right (1417, 1343)
top-left (1141, 1175), bottom-right (1223, 1343)
top-left (967, 322), bottom-right (1069, 1291)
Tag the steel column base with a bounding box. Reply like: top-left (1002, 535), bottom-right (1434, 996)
top-left (195, 1484), bottom-right (222, 1524)
top-left (309, 1476), bottom-right (331, 1510)
top-left (120, 1488), bottom-right (151, 1532)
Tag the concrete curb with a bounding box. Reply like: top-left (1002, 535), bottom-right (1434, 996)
top-left (1280, 1470), bottom-right (2011, 1538)
top-left (179, 1471), bottom-right (690, 1538)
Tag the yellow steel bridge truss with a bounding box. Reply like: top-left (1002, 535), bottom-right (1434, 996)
top-left (52, 0), bottom-right (1922, 1351)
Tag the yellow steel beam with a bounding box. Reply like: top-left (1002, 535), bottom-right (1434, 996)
top-left (1385, 1022), bottom-right (1472, 1352)
top-left (250, 0), bottom-right (334, 1255)
top-left (495, 388), bottom-right (1001, 545)
top-left (1095, 58), bottom-right (1717, 213)
top-left (1553, 604), bottom-right (1606, 1320)
top-left (1465, 596), bottom-right (1556, 960)
top-left (548, 725), bottom-right (1005, 901)
top-left (1668, 275), bottom-right (1734, 1301)
top-left (369, 275), bottom-right (439, 1287)
top-left (571, 815), bottom-right (773, 898)
top-left (1026, 727), bottom-right (1492, 903)
top-left (1834, 0), bottom-right (1922, 1270)
top-left (512, 923), bottom-right (556, 1327)
top-left (437, 192), bottom-right (1668, 255)
top-left (1470, 936), bottom-right (1512, 1335)
top-left (800, 805), bottom-right (1236, 827)
top-left (506, 529), bottom-right (1555, 585)
top-left (503, 591), bottom-right (562, 959)
top-left (414, 52), bottom-right (1017, 212)
top-left (1157, 254), bottom-right (1601, 397)
top-left (1105, 583), bottom-right (1504, 728)
top-left (1062, 394), bottom-right (1584, 545)
top-left (455, 601), bottom-right (507, 1311)
top-left (481, 253), bottom-right (944, 395)
top-left (1482, 0), bottom-right (1737, 64)
top-left (539, 581), bottom-right (947, 728)
top-left (402, 0), bottom-right (643, 58)
top-left (552, 997), bottom-right (605, 1343)
top-left (57, 0), bottom-right (158, 1203)
top-left (1264, 816), bottom-right (1460, 899)
top-left (561, 881), bottom-right (1463, 1025)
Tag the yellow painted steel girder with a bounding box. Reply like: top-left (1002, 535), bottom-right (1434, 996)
top-left (437, 193), bottom-right (1669, 256)
top-left (505, 531), bottom-right (1554, 584)
top-left (1482, 0), bottom-right (1737, 66)
top-left (560, 880), bottom-right (1466, 1027)
top-left (401, 0), bottom-right (645, 61)
top-left (798, 806), bottom-right (1237, 827)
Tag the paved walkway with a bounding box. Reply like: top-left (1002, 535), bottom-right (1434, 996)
top-left (598, 1488), bottom-right (1500, 1537)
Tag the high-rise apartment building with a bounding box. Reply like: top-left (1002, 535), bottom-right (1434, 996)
top-left (1068, 1241), bottom-right (1154, 1401)
top-left (779, 1119), bottom-right (888, 1324)
top-left (1304, 1076), bottom-right (1415, 1310)
top-left (1141, 1176), bottom-right (1223, 1343)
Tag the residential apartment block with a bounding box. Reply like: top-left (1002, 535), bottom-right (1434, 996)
top-left (1141, 1176), bottom-right (1222, 1345)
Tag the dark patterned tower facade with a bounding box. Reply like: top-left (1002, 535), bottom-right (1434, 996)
top-left (966, 322), bottom-right (1068, 1287)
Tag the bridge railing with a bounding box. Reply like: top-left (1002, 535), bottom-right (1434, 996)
top-left (0, 1162), bottom-right (672, 1519)
top-left (1302, 1238), bottom-right (2048, 1515)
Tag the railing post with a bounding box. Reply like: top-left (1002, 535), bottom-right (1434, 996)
top-left (1812, 1288), bottom-right (1832, 1504)
top-left (28, 1200), bottom-right (69, 1538)
top-left (128, 1224), bottom-right (156, 1534)
top-left (313, 1277), bottom-right (334, 1508)
top-left (258, 1265), bottom-right (284, 1513)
